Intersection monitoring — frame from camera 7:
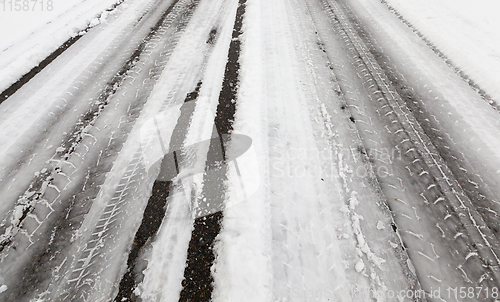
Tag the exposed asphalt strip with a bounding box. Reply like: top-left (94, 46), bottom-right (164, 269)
top-left (0, 0), bottom-right (127, 105)
top-left (113, 82), bottom-right (202, 302)
top-left (179, 0), bottom-right (246, 301)
top-left (112, 180), bottom-right (171, 302)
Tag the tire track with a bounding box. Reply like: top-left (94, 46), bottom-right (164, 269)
top-left (298, 0), bottom-right (424, 296)
top-left (179, 0), bottom-right (246, 300)
top-left (0, 0), bottom-right (200, 300)
top-left (51, 2), bottom-right (203, 301)
top-left (321, 0), bottom-right (500, 292)
top-left (0, 0), bottom-right (177, 197)
top-left (0, 0), bottom-right (185, 253)
top-left (114, 81), bottom-right (203, 302)
top-left (0, 0), bottom-right (184, 252)
top-left (341, 2), bottom-right (500, 250)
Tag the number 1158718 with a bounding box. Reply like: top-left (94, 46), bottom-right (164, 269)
top-left (446, 287), bottom-right (499, 300)
top-left (1, 0), bottom-right (53, 11)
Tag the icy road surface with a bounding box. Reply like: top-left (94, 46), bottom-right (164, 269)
top-left (1, 0), bottom-right (500, 301)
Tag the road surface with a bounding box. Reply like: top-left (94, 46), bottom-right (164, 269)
top-left (1, 0), bottom-right (500, 301)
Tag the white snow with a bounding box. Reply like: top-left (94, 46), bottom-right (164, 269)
top-left (211, 0), bottom-right (412, 300)
top-left (382, 0), bottom-right (500, 102)
top-left (10, 205), bottom-right (23, 225)
top-left (355, 260), bottom-right (365, 273)
top-left (0, 0), bottom-right (124, 93)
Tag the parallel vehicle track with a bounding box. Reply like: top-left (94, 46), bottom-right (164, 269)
top-left (318, 0), bottom-right (500, 293)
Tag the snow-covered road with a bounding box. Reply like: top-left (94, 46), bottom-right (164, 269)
top-left (1, 0), bottom-right (500, 301)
